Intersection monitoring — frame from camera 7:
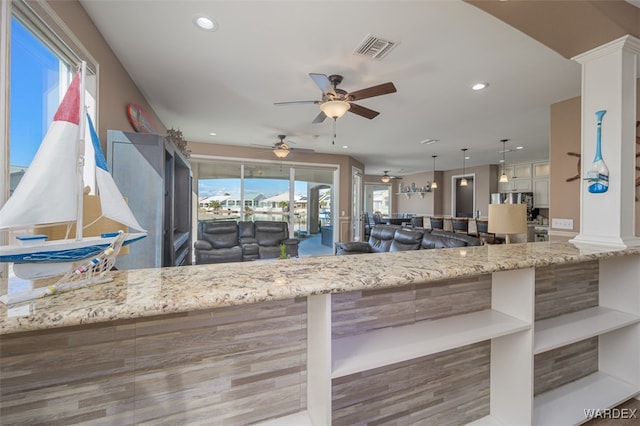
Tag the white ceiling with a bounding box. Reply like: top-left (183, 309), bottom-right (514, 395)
top-left (79, 0), bottom-right (581, 176)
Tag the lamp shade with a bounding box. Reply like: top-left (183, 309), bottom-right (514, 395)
top-left (499, 172), bottom-right (509, 183)
top-left (488, 203), bottom-right (527, 243)
top-left (320, 100), bottom-right (350, 118)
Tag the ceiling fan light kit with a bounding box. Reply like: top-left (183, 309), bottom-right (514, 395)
top-left (320, 100), bottom-right (351, 119)
top-left (381, 170), bottom-right (391, 183)
top-left (273, 146), bottom-right (290, 159)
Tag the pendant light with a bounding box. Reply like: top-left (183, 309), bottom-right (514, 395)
top-left (430, 155), bottom-right (438, 189)
top-left (460, 148), bottom-right (468, 187)
top-left (499, 139), bottom-right (509, 183)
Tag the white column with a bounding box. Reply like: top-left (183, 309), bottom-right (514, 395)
top-left (571, 36), bottom-right (640, 247)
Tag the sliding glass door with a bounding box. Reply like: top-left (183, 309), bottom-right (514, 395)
top-left (193, 159), bottom-right (336, 257)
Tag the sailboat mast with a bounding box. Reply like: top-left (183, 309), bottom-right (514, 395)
top-left (75, 61), bottom-right (87, 241)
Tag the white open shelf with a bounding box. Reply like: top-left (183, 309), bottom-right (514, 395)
top-left (331, 309), bottom-right (530, 378)
top-left (254, 410), bottom-right (312, 426)
top-left (534, 306), bottom-right (640, 354)
top-left (533, 371), bottom-right (639, 426)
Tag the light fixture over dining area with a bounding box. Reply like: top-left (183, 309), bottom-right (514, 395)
top-left (430, 155), bottom-right (438, 189)
top-left (460, 148), bottom-right (468, 187)
top-left (380, 170), bottom-right (391, 183)
top-left (499, 139), bottom-right (509, 183)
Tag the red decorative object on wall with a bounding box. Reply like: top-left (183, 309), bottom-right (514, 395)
top-left (126, 103), bottom-right (158, 134)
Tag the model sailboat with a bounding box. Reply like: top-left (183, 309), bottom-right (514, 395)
top-left (0, 63), bottom-right (146, 279)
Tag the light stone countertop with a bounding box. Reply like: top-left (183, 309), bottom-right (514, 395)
top-left (2, 241), bottom-right (639, 335)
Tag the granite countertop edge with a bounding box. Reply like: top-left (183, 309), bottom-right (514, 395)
top-left (1, 241), bottom-right (639, 335)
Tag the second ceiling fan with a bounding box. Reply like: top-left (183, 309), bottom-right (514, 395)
top-left (275, 73), bottom-right (397, 123)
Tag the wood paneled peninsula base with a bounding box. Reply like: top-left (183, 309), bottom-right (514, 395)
top-left (2, 241), bottom-right (639, 425)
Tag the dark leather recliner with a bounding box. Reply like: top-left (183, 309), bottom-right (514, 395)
top-left (194, 221), bottom-right (243, 264)
top-left (335, 225), bottom-right (424, 255)
top-left (195, 221), bottom-right (300, 264)
top-left (390, 228), bottom-right (424, 251)
top-left (238, 221), bottom-right (259, 261)
top-left (421, 229), bottom-right (482, 249)
top-left (254, 221), bottom-right (299, 259)
top-left (335, 225), bottom-right (482, 255)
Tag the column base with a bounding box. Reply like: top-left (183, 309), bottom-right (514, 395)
top-left (570, 234), bottom-right (640, 248)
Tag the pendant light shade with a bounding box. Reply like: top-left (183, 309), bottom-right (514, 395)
top-left (431, 155), bottom-right (438, 189)
top-left (381, 170), bottom-right (391, 183)
top-left (460, 148), bottom-right (468, 187)
top-left (320, 100), bottom-right (350, 119)
top-left (499, 139), bottom-right (509, 183)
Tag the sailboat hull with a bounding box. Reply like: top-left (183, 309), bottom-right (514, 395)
top-left (0, 232), bottom-right (146, 263)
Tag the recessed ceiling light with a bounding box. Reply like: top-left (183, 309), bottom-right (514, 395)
top-left (420, 139), bottom-right (439, 145)
top-left (193, 15), bottom-right (217, 31)
top-left (209, 132), bottom-right (216, 136)
top-left (465, 156), bottom-right (470, 160)
top-left (471, 82), bottom-right (489, 91)
top-left (516, 146), bottom-right (524, 150)
top-left (342, 145), bottom-right (349, 149)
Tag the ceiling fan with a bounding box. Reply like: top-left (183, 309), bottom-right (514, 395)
top-left (253, 135), bottom-right (315, 159)
top-left (380, 170), bottom-right (399, 183)
top-left (275, 73), bottom-right (397, 124)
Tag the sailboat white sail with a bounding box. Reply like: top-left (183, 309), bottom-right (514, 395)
top-left (0, 63), bottom-right (146, 279)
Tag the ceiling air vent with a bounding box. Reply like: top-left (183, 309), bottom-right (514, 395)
top-left (354, 34), bottom-right (398, 60)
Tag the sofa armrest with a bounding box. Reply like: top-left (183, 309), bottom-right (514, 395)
top-left (281, 238), bottom-right (299, 257)
top-left (335, 241), bottom-right (372, 255)
top-left (194, 240), bottom-right (213, 250)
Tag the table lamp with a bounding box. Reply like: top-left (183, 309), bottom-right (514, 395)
top-left (488, 203), bottom-right (527, 244)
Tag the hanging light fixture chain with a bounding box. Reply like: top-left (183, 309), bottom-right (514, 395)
top-left (332, 118), bottom-right (337, 145)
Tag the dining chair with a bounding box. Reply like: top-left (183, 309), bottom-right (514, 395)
top-left (452, 218), bottom-right (469, 234)
top-left (430, 216), bottom-right (444, 230)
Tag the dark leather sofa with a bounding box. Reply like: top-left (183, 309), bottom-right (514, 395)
top-left (335, 224), bottom-right (481, 255)
top-left (195, 221), bottom-right (299, 264)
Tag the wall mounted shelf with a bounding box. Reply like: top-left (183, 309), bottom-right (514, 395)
top-left (396, 191), bottom-right (430, 199)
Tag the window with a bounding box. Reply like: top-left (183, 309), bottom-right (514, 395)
top-left (10, 16), bottom-right (69, 171)
top-left (194, 159), bottom-right (336, 256)
top-left (8, 1), bottom-right (97, 193)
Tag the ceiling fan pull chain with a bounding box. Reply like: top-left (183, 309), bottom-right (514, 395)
top-left (332, 117), bottom-right (337, 145)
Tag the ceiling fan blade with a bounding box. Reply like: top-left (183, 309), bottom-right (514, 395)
top-left (348, 103), bottom-right (380, 120)
top-left (292, 147), bottom-right (315, 153)
top-left (274, 100), bottom-right (319, 106)
top-left (309, 73), bottom-right (336, 96)
top-left (348, 82), bottom-right (397, 101)
top-left (312, 111), bottom-right (327, 124)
